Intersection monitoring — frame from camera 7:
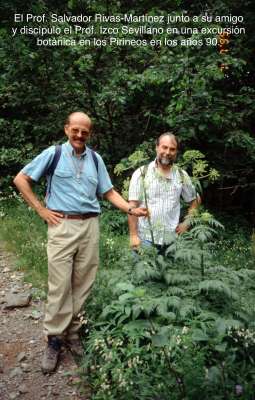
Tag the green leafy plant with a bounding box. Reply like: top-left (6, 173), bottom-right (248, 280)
top-left (114, 145), bottom-right (220, 198)
top-left (83, 210), bottom-right (255, 399)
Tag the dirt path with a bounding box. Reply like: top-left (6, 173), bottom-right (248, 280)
top-left (0, 242), bottom-right (90, 400)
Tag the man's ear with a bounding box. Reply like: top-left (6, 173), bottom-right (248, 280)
top-left (64, 124), bottom-right (69, 136)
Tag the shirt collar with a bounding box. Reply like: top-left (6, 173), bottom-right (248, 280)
top-left (65, 141), bottom-right (87, 158)
top-left (153, 158), bottom-right (175, 179)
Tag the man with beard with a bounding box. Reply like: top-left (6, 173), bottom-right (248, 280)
top-left (128, 132), bottom-right (200, 252)
top-left (13, 111), bottom-right (147, 373)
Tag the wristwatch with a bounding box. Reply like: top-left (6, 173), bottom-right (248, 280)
top-left (128, 207), bottom-right (136, 215)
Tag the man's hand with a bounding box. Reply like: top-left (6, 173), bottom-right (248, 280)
top-left (130, 207), bottom-right (148, 217)
top-left (103, 189), bottom-right (148, 217)
top-left (176, 197), bottom-right (201, 234)
top-left (130, 234), bottom-right (141, 249)
top-left (13, 172), bottom-right (64, 225)
top-left (175, 221), bottom-right (189, 235)
top-left (37, 206), bottom-right (63, 225)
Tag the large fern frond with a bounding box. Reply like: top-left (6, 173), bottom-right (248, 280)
top-left (198, 279), bottom-right (237, 300)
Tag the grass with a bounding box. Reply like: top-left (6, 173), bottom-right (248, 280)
top-left (0, 197), bottom-right (129, 295)
top-left (0, 199), bottom-right (253, 288)
top-left (0, 198), bottom-right (48, 290)
top-left (0, 198), bottom-right (253, 287)
top-left (212, 214), bottom-right (254, 271)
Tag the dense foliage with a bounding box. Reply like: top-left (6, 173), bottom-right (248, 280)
top-left (83, 210), bottom-right (255, 400)
top-left (0, 0), bottom-right (254, 220)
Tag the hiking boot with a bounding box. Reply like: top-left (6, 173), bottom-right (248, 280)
top-left (41, 336), bottom-right (62, 373)
top-left (66, 338), bottom-right (84, 357)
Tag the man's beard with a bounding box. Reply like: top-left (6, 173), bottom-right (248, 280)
top-left (157, 156), bottom-right (174, 166)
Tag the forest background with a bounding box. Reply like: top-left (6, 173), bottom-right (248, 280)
top-left (0, 0), bottom-right (254, 222)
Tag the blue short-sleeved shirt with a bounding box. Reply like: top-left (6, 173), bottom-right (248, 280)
top-left (21, 141), bottom-right (113, 213)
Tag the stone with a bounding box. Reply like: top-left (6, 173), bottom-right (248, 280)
top-left (11, 286), bottom-right (21, 294)
top-left (17, 352), bottom-right (26, 363)
top-left (9, 392), bottom-right (19, 400)
top-left (18, 383), bottom-right (29, 394)
top-left (9, 367), bottom-right (23, 378)
top-left (42, 383), bottom-right (55, 387)
top-left (0, 353), bottom-right (4, 373)
top-left (21, 363), bottom-right (31, 372)
top-left (4, 292), bottom-right (32, 309)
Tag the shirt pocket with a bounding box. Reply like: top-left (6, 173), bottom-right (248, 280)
top-left (54, 169), bottom-right (72, 178)
top-left (85, 175), bottom-right (98, 199)
top-left (169, 182), bottom-right (182, 202)
top-left (52, 169), bottom-right (73, 192)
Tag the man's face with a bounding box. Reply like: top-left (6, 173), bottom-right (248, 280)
top-left (156, 136), bottom-right (178, 166)
top-left (64, 114), bottom-right (91, 154)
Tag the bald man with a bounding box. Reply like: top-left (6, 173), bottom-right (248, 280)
top-left (14, 112), bottom-right (147, 373)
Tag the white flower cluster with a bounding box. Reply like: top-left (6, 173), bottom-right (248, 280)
top-left (176, 335), bottom-right (182, 345)
top-left (182, 326), bottom-right (189, 334)
top-left (99, 373), bottom-right (111, 391)
top-left (94, 338), bottom-right (104, 351)
top-left (228, 328), bottom-right (255, 347)
top-left (102, 351), bottom-right (113, 362)
top-left (115, 370), bottom-right (132, 390)
top-left (105, 238), bottom-right (115, 251)
top-left (106, 336), bottom-right (124, 347)
top-left (127, 355), bottom-right (143, 368)
top-left (0, 190), bottom-right (24, 202)
top-left (77, 311), bottom-right (89, 329)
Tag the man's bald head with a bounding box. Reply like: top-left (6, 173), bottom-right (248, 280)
top-left (156, 132), bottom-right (179, 148)
top-left (65, 112), bottom-right (92, 129)
top-left (64, 112), bottom-right (92, 154)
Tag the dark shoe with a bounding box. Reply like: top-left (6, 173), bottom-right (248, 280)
top-left (41, 336), bottom-right (62, 373)
top-left (66, 338), bottom-right (84, 357)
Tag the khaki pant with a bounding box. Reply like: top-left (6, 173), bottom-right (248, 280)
top-left (43, 217), bottom-right (99, 338)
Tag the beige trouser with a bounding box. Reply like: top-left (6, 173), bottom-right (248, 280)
top-left (43, 217), bottom-right (99, 338)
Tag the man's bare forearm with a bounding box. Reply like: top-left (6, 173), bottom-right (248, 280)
top-left (128, 200), bottom-right (139, 236)
top-left (128, 200), bottom-right (141, 248)
top-left (13, 172), bottom-right (63, 225)
top-left (176, 195), bottom-right (201, 234)
top-left (187, 195), bottom-right (201, 216)
top-left (13, 172), bottom-right (44, 212)
top-left (103, 189), bottom-right (147, 217)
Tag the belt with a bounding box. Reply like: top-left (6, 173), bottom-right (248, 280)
top-left (53, 211), bottom-right (99, 220)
